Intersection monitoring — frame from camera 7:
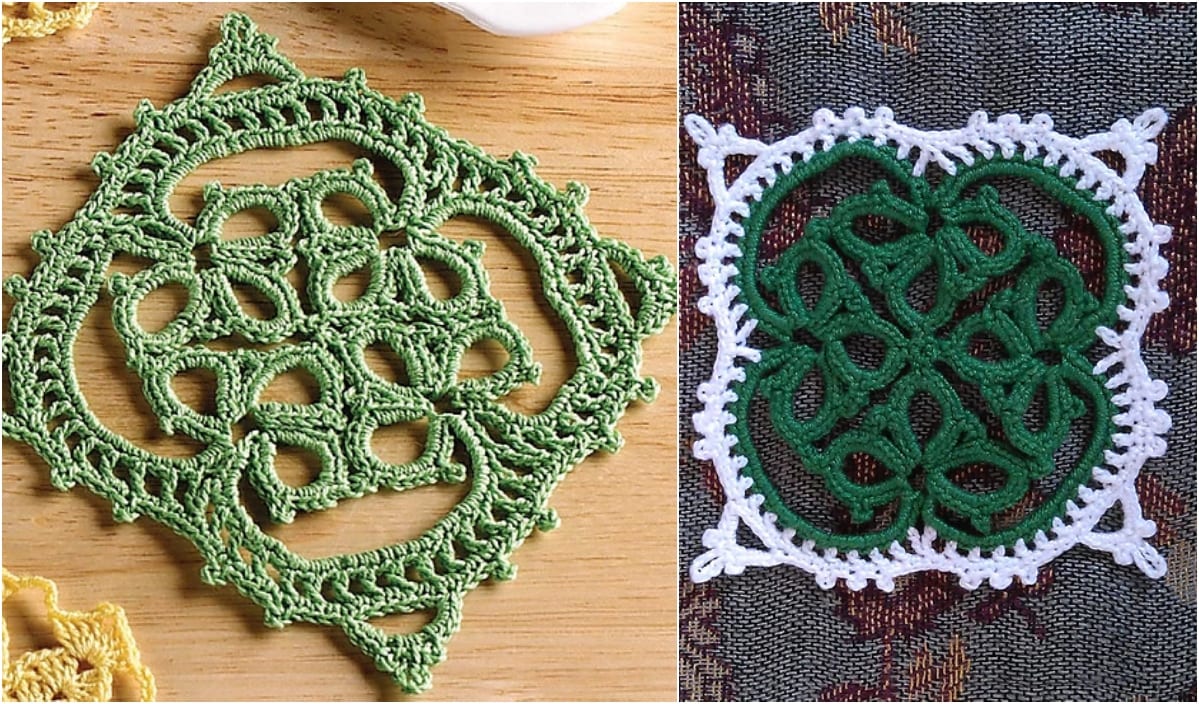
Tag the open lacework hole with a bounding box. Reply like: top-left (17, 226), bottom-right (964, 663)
top-left (841, 333), bottom-right (887, 371)
top-left (211, 73), bottom-right (282, 94)
top-left (967, 331), bottom-right (1008, 362)
top-left (608, 260), bottom-right (643, 321)
top-left (172, 366), bottom-right (219, 415)
top-left (260, 366), bottom-right (321, 405)
top-left (220, 206), bottom-right (278, 241)
top-left (790, 366), bottom-right (825, 425)
top-left (333, 264), bottom-right (373, 304)
top-left (1095, 498), bottom-right (1127, 533)
top-left (905, 260), bottom-right (939, 314)
top-left (945, 463), bottom-right (1009, 495)
top-left (231, 282), bottom-right (277, 321)
top-left (842, 452), bottom-right (894, 487)
top-left (908, 391), bottom-right (942, 447)
top-left (964, 223), bottom-right (1005, 257)
top-left (273, 445), bottom-right (323, 488)
top-left (108, 253), bottom-right (158, 277)
top-left (852, 213), bottom-right (908, 245)
top-left (722, 154), bottom-right (755, 197)
top-left (370, 418), bottom-right (427, 467)
top-left (459, 338), bottom-right (509, 380)
top-left (1092, 149), bottom-right (1128, 178)
top-left (363, 341), bottom-right (411, 386)
top-left (1022, 383), bottom-right (1049, 433)
top-left (1035, 278), bottom-right (1066, 332)
top-left (377, 228), bottom-right (409, 251)
top-left (795, 260), bottom-right (825, 313)
top-left (416, 257), bottom-right (461, 300)
top-left (137, 281), bottom-right (189, 334)
top-left (321, 192), bottom-right (373, 228)
top-left (368, 610), bottom-right (436, 636)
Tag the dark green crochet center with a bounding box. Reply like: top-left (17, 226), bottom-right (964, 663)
top-left (733, 140), bottom-right (1125, 552)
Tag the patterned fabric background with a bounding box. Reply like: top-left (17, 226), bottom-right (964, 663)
top-left (678, 3), bottom-right (1196, 700)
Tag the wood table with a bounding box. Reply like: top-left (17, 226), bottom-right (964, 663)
top-left (2, 3), bottom-right (678, 700)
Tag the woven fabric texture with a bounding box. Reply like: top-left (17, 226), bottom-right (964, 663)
top-left (679, 3), bottom-right (1196, 700)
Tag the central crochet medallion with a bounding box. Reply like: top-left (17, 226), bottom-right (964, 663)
top-left (733, 139), bottom-right (1123, 553)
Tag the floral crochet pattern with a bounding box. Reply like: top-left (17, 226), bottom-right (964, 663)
top-left (2, 569), bottom-right (156, 701)
top-left (687, 107), bottom-right (1172, 591)
top-left (1, 2), bottom-right (98, 43)
top-left (1, 13), bottom-right (675, 692)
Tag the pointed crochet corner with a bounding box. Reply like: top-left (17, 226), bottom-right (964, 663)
top-left (1075, 107), bottom-right (1170, 191)
top-left (684, 113), bottom-right (772, 200)
top-left (340, 601), bottom-right (461, 695)
top-left (184, 12), bottom-right (305, 101)
top-left (684, 114), bottom-right (732, 196)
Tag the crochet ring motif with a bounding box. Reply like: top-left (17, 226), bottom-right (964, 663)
top-left (687, 107), bottom-right (1172, 592)
top-left (1, 13), bottom-right (675, 692)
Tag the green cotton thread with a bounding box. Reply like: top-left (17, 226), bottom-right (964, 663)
top-left (1, 13), bottom-right (675, 693)
top-left (732, 139), bottom-right (1125, 553)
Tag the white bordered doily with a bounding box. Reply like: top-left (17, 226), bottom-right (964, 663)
top-left (687, 107), bottom-right (1173, 592)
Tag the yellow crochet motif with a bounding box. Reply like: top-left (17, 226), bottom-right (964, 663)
top-left (2, 569), bottom-right (156, 702)
top-left (1, 2), bottom-right (98, 43)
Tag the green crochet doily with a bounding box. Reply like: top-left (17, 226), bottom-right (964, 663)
top-left (733, 140), bottom-right (1124, 553)
top-left (2, 13), bottom-right (675, 692)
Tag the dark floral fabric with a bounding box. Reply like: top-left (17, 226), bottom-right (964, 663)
top-left (679, 3), bottom-right (1196, 700)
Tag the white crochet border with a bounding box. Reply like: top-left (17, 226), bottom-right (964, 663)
top-left (686, 107), bottom-right (1174, 592)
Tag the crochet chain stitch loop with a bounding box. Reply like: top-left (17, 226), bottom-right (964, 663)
top-left (1, 13), bottom-right (675, 692)
top-left (687, 106), bottom-right (1171, 592)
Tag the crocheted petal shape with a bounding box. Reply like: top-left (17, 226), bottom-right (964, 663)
top-left (1, 13), bottom-right (675, 692)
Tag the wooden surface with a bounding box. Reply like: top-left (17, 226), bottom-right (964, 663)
top-left (1, 3), bottom-right (679, 700)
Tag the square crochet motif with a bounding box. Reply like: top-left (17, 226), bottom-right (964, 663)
top-left (1, 12), bottom-right (675, 693)
top-left (687, 107), bottom-right (1173, 592)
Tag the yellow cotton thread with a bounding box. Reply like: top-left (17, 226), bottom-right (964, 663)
top-left (2, 569), bottom-right (156, 702)
top-left (2, 2), bottom-right (99, 43)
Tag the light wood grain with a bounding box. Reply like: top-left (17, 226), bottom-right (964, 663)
top-left (2, 3), bottom-right (679, 700)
